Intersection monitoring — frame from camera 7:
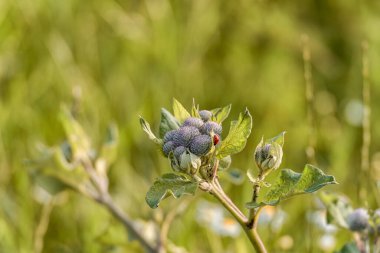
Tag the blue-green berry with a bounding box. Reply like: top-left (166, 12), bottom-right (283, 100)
top-left (162, 141), bottom-right (175, 157)
top-left (183, 117), bottom-right (204, 128)
top-left (173, 146), bottom-right (186, 161)
top-left (174, 126), bottom-right (201, 147)
top-left (189, 135), bottom-right (212, 156)
top-left (199, 110), bottom-right (212, 122)
top-left (163, 130), bottom-right (177, 143)
top-left (347, 208), bottom-right (369, 231)
top-left (200, 121), bottom-right (222, 135)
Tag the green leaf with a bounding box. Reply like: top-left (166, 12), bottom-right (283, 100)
top-left (191, 98), bottom-right (200, 118)
top-left (319, 192), bottom-right (351, 229)
top-left (159, 108), bottom-right (180, 138)
top-left (146, 173), bottom-right (198, 208)
top-left (334, 242), bottom-right (360, 253)
top-left (269, 131), bottom-right (286, 146)
top-left (211, 104), bottom-right (231, 123)
top-left (246, 164), bottom-right (337, 208)
top-left (172, 98), bottom-right (190, 123)
top-left (59, 107), bottom-right (91, 159)
top-left (217, 108), bottom-right (252, 159)
top-left (96, 124), bottom-right (119, 175)
top-left (139, 117), bottom-right (162, 145)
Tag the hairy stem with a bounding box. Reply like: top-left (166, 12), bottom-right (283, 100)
top-left (209, 177), bottom-right (267, 253)
top-left (247, 173), bottom-right (264, 229)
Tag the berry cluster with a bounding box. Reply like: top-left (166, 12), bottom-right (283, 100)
top-left (162, 110), bottom-right (222, 167)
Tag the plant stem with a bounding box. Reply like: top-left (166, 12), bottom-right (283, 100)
top-left (209, 177), bottom-right (267, 253)
top-left (247, 173), bottom-right (264, 229)
top-left (98, 193), bottom-right (158, 253)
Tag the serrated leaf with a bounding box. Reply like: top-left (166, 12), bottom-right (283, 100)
top-left (211, 104), bottom-right (232, 123)
top-left (246, 164), bottom-right (337, 208)
top-left (217, 108), bottom-right (252, 159)
top-left (159, 108), bottom-right (180, 138)
top-left (146, 173), bottom-right (198, 208)
top-left (173, 98), bottom-right (191, 123)
top-left (334, 242), bottom-right (360, 253)
top-left (139, 117), bottom-right (162, 145)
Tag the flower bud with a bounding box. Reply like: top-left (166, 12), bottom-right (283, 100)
top-left (173, 146), bottom-right (186, 161)
top-left (189, 135), bottom-right (212, 156)
top-left (180, 152), bottom-right (201, 173)
top-left (199, 110), bottom-right (212, 122)
top-left (163, 130), bottom-right (177, 143)
top-left (183, 117), bottom-right (204, 128)
top-left (346, 208), bottom-right (369, 232)
top-left (254, 138), bottom-right (283, 173)
top-left (200, 121), bottom-right (222, 136)
top-left (173, 126), bottom-right (201, 147)
top-left (219, 155), bottom-right (232, 170)
top-left (162, 141), bottom-right (175, 157)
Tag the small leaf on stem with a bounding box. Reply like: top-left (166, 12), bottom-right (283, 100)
top-left (139, 117), bottom-right (162, 145)
top-left (246, 164), bottom-right (337, 209)
top-left (173, 98), bottom-right (191, 123)
top-left (146, 173), bottom-right (198, 208)
top-left (217, 108), bottom-right (253, 159)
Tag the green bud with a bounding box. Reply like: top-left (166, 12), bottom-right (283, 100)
top-left (219, 155), bottom-right (232, 171)
top-left (180, 152), bottom-right (201, 174)
top-left (254, 132), bottom-right (285, 174)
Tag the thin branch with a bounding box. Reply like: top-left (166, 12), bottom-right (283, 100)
top-left (98, 193), bottom-right (157, 253)
top-left (359, 41), bottom-right (371, 201)
top-left (34, 198), bottom-right (56, 253)
top-left (159, 200), bottom-right (191, 253)
top-left (302, 34), bottom-right (317, 165)
top-left (247, 173), bottom-right (264, 229)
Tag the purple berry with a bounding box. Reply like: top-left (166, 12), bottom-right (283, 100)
top-left (162, 141), bottom-right (175, 157)
top-left (173, 126), bottom-right (201, 147)
top-left (189, 135), bottom-right (212, 156)
top-left (199, 110), bottom-right (212, 122)
top-left (200, 121), bottom-right (222, 136)
top-left (347, 208), bottom-right (369, 231)
top-left (183, 117), bottom-right (204, 128)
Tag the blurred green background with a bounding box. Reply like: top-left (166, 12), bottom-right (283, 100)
top-left (1, 0), bottom-right (380, 252)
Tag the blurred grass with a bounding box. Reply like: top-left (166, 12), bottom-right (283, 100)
top-left (1, 0), bottom-right (380, 252)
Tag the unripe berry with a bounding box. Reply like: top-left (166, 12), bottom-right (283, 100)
top-left (173, 126), bottom-right (201, 147)
top-left (346, 208), bottom-right (369, 232)
top-left (200, 121), bottom-right (222, 136)
top-left (162, 141), bottom-right (175, 157)
top-left (173, 146), bottom-right (186, 161)
top-left (189, 135), bottom-right (212, 156)
top-left (183, 117), bottom-right (204, 128)
top-left (199, 110), bottom-right (212, 122)
top-left (163, 130), bottom-right (177, 143)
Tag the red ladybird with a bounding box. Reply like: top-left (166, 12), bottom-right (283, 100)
top-left (213, 134), bottom-right (220, 145)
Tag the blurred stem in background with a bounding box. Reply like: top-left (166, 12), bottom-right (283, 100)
top-left (360, 41), bottom-right (370, 204)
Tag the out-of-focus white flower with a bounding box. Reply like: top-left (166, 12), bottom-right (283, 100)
top-left (258, 206), bottom-right (287, 232)
top-left (319, 234), bottom-right (336, 251)
top-left (344, 99), bottom-right (363, 126)
top-left (196, 201), bottom-right (240, 237)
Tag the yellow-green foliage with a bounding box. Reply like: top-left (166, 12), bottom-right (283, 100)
top-left (1, 0), bottom-right (380, 252)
